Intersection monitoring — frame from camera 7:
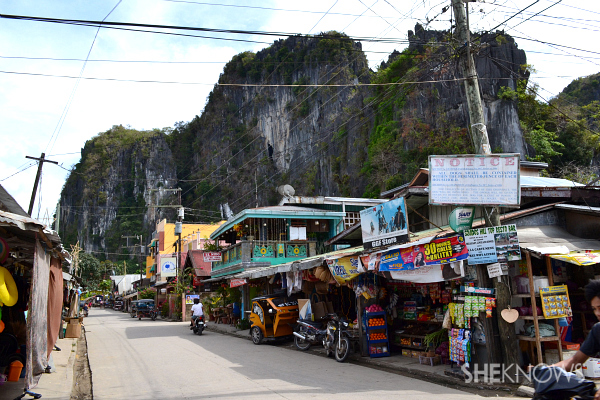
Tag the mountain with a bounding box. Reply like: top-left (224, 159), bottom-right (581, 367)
top-left (58, 26), bottom-right (548, 258)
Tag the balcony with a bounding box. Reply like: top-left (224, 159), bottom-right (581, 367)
top-left (212, 240), bottom-right (317, 278)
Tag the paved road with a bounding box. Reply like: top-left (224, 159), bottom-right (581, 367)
top-left (85, 308), bottom-right (512, 399)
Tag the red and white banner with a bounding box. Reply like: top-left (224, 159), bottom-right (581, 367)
top-left (203, 251), bottom-right (222, 262)
top-left (230, 278), bottom-right (247, 288)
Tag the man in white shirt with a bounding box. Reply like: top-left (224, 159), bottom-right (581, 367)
top-left (190, 298), bottom-right (204, 329)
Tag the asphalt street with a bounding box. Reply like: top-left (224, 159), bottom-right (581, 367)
top-left (85, 308), bottom-right (513, 399)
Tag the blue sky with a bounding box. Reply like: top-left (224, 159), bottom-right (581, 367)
top-left (1, 0), bottom-right (599, 224)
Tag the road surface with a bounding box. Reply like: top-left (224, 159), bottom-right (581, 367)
top-left (85, 308), bottom-right (512, 399)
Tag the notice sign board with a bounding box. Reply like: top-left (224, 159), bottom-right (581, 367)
top-left (160, 257), bottom-right (177, 277)
top-left (203, 252), bottom-right (222, 262)
top-left (429, 154), bottom-right (520, 206)
top-left (360, 196), bottom-right (408, 249)
top-left (464, 224), bottom-right (521, 265)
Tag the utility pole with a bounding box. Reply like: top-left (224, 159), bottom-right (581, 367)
top-left (452, 0), bottom-right (517, 372)
top-left (25, 153), bottom-right (58, 216)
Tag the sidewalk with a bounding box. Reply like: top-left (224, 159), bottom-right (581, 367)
top-left (0, 337), bottom-right (77, 400)
top-left (203, 321), bottom-right (518, 395)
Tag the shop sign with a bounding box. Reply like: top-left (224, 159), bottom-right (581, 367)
top-left (449, 207), bottom-right (475, 232)
top-left (360, 197), bottom-right (408, 249)
top-left (464, 224), bottom-right (521, 265)
top-left (192, 276), bottom-right (202, 286)
top-left (203, 251), bottom-right (222, 262)
top-left (429, 154), bottom-right (520, 206)
top-left (230, 278), bottom-right (247, 288)
top-left (326, 256), bottom-right (362, 284)
top-left (389, 261), bottom-right (464, 283)
top-left (160, 257), bottom-right (177, 277)
top-left (486, 263), bottom-right (503, 279)
top-left (460, 286), bottom-right (495, 295)
top-left (185, 294), bottom-right (200, 304)
top-left (540, 285), bottom-right (572, 319)
top-left (380, 235), bottom-right (469, 271)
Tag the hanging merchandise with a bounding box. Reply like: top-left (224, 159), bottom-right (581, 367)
top-left (0, 266), bottom-right (18, 307)
top-left (0, 237), bottom-right (9, 263)
top-left (449, 328), bottom-right (472, 364)
top-left (540, 285), bottom-right (573, 319)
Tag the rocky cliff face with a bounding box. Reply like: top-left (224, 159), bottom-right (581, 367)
top-left (59, 126), bottom-right (178, 256)
top-left (59, 27), bottom-right (534, 256)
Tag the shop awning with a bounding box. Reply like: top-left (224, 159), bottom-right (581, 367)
top-left (518, 225), bottom-right (600, 255)
top-left (123, 293), bottom-right (138, 299)
top-left (202, 276), bottom-right (231, 283)
top-left (550, 251), bottom-right (600, 266)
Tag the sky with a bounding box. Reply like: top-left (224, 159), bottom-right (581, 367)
top-left (1, 0), bottom-right (599, 226)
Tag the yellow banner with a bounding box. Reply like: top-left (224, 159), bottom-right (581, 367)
top-left (326, 256), bottom-right (362, 284)
top-left (550, 251), bottom-right (600, 266)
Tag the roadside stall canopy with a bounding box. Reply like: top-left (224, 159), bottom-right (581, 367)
top-left (518, 225), bottom-right (600, 265)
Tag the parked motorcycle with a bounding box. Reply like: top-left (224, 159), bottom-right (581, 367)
top-left (293, 313), bottom-right (351, 362)
top-left (192, 316), bottom-right (205, 335)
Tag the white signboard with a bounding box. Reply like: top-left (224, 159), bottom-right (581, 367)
top-left (429, 154), bottom-right (520, 206)
top-left (464, 224), bottom-right (522, 265)
top-left (360, 197), bottom-right (408, 249)
top-left (487, 263), bottom-right (503, 279)
top-left (464, 231), bottom-right (497, 265)
top-left (203, 252), bottom-right (222, 262)
top-left (161, 257), bottom-right (177, 277)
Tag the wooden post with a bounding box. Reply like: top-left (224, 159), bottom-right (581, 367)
top-left (546, 255), bottom-right (563, 361)
top-left (526, 251), bottom-right (543, 364)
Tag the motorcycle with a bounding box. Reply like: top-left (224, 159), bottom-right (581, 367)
top-left (192, 315), bottom-right (205, 335)
top-left (532, 366), bottom-right (597, 399)
top-left (293, 313), bottom-right (351, 362)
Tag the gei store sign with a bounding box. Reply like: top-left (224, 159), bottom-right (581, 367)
top-left (360, 196), bottom-right (409, 249)
top-left (429, 154), bottom-right (520, 206)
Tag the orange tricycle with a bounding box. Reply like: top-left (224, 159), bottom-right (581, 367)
top-left (249, 295), bottom-right (299, 345)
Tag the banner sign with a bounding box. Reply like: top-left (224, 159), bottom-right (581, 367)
top-left (185, 294), bottom-right (200, 305)
top-left (449, 207), bottom-right (475, 233)
top-left (429, 154), bottom-right (520, 206)
top-left (540, 285), bottom-right (572, 319)
top-left (464, 224), bottom-right (521, 265)
top-left (390, 261), bottom-right (465, 283)
top-left (379, 235), bottom-right (469, 272)
top-left (360, 197), bottom-right (408, 249)
top-left (550, 251), bottom-right (600, 266)
top-left (230, 278), bottom-right (247, 288)
top-left (203, 252), bottom-right (222, 262)
top-left (326, 256), bottom-right (362, 284)
top-left (160, 257), bottom-right (177, 277)
top-left (359, 253), bottom-right (380, 271)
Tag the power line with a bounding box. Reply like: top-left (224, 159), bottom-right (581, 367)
top-left (0, 163), bottom-right (36, 181)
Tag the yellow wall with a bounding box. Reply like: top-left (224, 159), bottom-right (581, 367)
top-left (146, 255), bottom-right (155, 277)
top-left (158, 220), bottom-right (223, 256)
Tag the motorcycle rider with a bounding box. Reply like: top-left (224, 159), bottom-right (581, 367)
top-left (190, 298), bottom-right (204, 329)
top-left (553, 279), bottom-right (600, 399)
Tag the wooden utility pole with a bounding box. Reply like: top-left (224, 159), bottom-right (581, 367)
top-left (26, 153), bottom-right (58, 216)
top-left (452, 0), bottom-right (518, 371)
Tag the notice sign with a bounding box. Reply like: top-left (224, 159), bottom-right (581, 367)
top-left (464, 224), bottom-right (521, 265)
top-left (487, 263), bottom-right (503, 279)
top-left (360, 197), bottom-right (408, 249)
top-left (203, 251), bottom-right (222, 262)
top-left (429, 154), bottom-right (520, 206)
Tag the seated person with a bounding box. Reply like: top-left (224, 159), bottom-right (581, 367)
top-left (190, 298), bottom-right (204, 329)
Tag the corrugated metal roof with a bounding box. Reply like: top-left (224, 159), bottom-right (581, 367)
top-left (521, 176), bottom-right (584, 187)
top-left (519, 225), bottom-right (600, 252)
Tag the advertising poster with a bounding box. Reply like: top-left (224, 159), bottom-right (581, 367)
top-left (464, 224), bottom-right (521, 265)
top-left (185, 294), bottom-right (200, 305)
top-left (360, 197), bottom-right (408, 249)
top-left (160, 256), bottom-right (177, 277)
top-left (379, 235), bottom-right (468, 271)
top-left (540, 285), bottom-right (573, 319)
top-left (429, 154), bottom-right (520, 206)
top-left (359, 253), bottom-right (380, 271)
top-left (390, 261), bottom-right (465, 283)
top-left (326, 256), bottom-right (362, 284)
top-left (550, 251), bottom-right (600, 266)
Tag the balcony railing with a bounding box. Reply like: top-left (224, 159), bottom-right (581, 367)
top-left (213, 240), bottom-right (317, 271)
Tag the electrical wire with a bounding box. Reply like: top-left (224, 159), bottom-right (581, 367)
top-left (0, 163), bottom-right (36, 181)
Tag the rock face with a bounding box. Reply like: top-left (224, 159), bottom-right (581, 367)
top-left (59, 126), bottom-right (178, 256)
top-left (58, 28), bottom-right (532, 256)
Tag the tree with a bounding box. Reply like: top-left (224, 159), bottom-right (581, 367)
top-left (98, 279), bottom-right (112, 298)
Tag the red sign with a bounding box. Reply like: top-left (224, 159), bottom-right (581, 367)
top-left (203, 251), bottom-right (222, 262)
top-left (230, 279), bottom-right (247, 288)
top-left (193, 276), bottom-right (202, 286)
